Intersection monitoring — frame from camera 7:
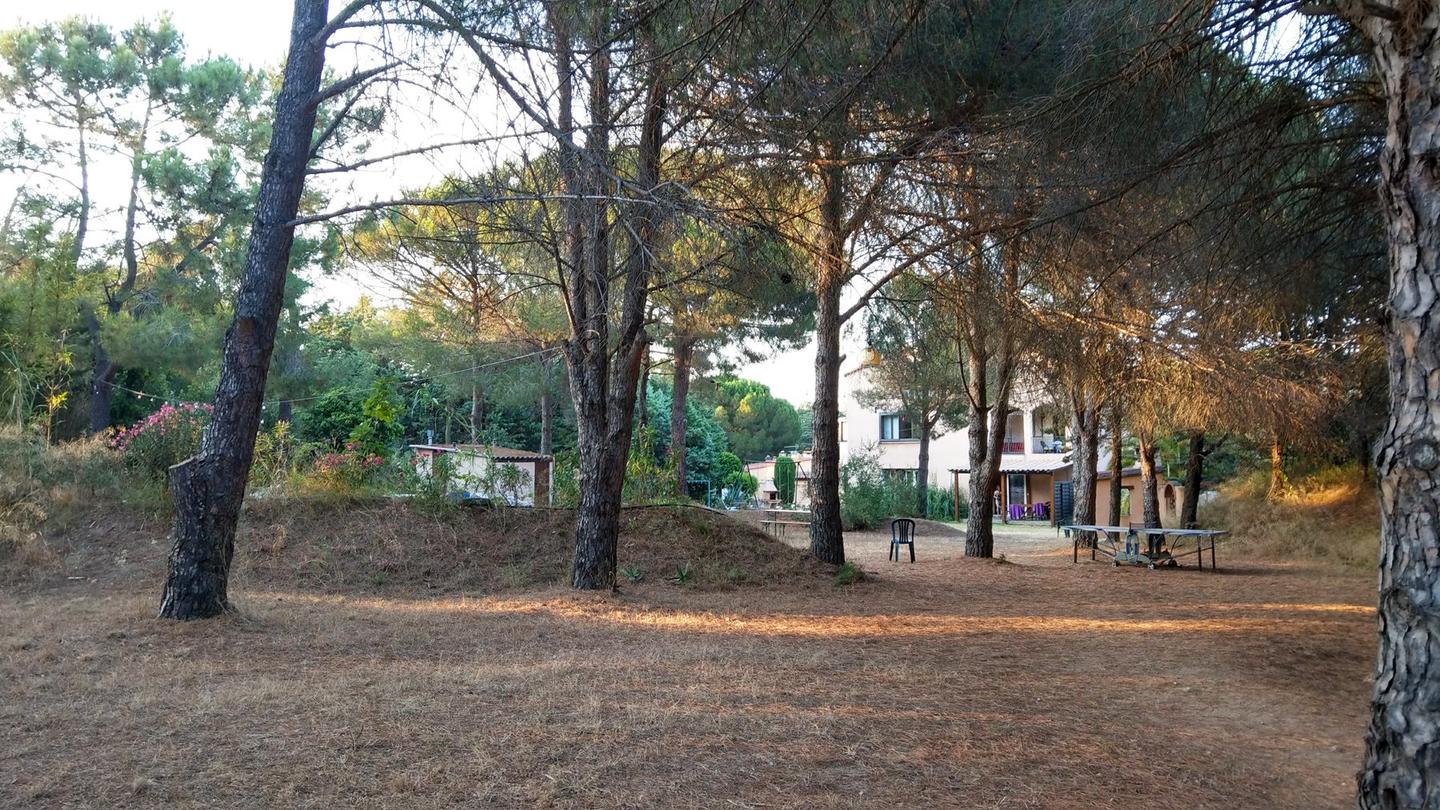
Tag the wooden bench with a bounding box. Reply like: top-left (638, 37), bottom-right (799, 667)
top-left (761, 509), bottom-right (811, 540)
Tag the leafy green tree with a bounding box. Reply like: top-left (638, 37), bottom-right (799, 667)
top-left (774, 455), bottom-right (796, 505)
top-left (708, 376), bottom-right (802, 462)
top-left (0, 17), bottom-right (265, 433)
top-left (857, 273), bottom-right (968, 517)
top-left (641, 377), bottom-right (729, 490)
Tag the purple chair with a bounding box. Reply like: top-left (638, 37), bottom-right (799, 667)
top-left (1008, 503), bottom-right (1025, 521)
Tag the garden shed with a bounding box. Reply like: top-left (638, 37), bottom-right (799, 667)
top-left (408, 444), bottom-right (553, 506)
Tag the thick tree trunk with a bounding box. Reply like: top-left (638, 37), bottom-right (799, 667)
top-left (809, 273), bottom-right (845, 564)
top-left (671, 337), bottom-right (694, 496)
top-left (1108, 414), bottom-right (1124, 526)
top-left (158, 0), bottom-right (329, 620)
top-left (808, 162), bottom-right (847, 566)
top-left (963, 339), bottom-right (1012, 558)
top-left (1137, 433), bottom-right (1160, 530)
top-left (964, 406), bottom-right (996, 557)
top-left (1267, 433), bottom-right (1285, 500)
top-left (561, 18), bottom-right (661, 590)
top-left (1180, 430), bottom-right (1206, 528)
top-left (277, 399), bottom-right (293, 425)
top-left (960, 240), bottom-right (1018, 558)
top-left (916, 420), bottom-right (932, 518)
top-left (1346, 7), bottom-right (1440, 806)
top-left (1070, 385), bottom-right (1100, 544)
top-left (86, 329), bottom-right (117, 434)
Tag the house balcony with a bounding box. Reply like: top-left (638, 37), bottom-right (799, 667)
top-left (1032, 436), bottom-right (1068, 455)
top-left (1002, 438), bottom-right (1025, 454)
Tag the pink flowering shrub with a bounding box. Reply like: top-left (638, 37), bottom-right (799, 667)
top-left (109, 402), bottom-right (212, 477)
top-left (310, 440), bottom-right (388, 489)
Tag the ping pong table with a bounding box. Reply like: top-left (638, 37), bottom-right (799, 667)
top-left (1063, 524), bottom-right (1227, 571)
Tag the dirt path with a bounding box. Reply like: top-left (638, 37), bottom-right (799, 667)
top-left (1, 519), bottom-right (1375, 809)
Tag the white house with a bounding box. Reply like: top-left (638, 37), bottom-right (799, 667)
top-left (838, 353), bottom-right (1075, 522)
top-left (838, 352), bottom-right (1188, 525)
top-left (408, 444), bottom-right (553, 506)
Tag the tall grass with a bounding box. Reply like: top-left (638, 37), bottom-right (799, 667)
top-left (0, 426), bottom-right (170, 578)
top-left (1202, 464), bottom-right (1378, 570)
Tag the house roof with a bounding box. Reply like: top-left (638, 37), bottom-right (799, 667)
top-left (1096, 466), bottom-right (1141, 480)
top-left (745, 455), bottom-right (812, 480)
top-left (949, 458), bottom-right (1073, 475)
top-left (408, 444), bottom-right (552, 462)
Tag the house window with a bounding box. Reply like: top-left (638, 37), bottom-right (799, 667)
top-left (884, 468), bottom-right (918, 486)
top-left (879, 413), bottom-right (914, 441)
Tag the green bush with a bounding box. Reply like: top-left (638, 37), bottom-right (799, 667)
top-left (839, 446), bottom-right (966, 527)
top-left (109, 402), bottom-right (211, 478)
top-left (623, 425), bottom-right (677, 505)
top-left (925, 486), bottom-right (964, 521)
top-left (774, 455), bottom-right (797, 504)
top-left (839, 445), bottom-right (895, 530)
top-left (833, 561), bottom-right (866, 586)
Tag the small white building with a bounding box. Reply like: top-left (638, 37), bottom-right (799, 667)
top-left (408, 444), bottom-right (553, 506)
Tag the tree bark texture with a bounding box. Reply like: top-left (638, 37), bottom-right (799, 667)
top-left (158, 0), bottom-right (329, 620)
top-left (1268, 432), bottom-right (1285, 500)
top-left (1180, 430), bottom-right (1211, 528)
top-left (808, 163), bottom-right (847, 566)
top-left (961, 243), bottom-right (1019, 558)
top-left (1108, 411), bottom-right (1124, 526)
top-left (559, 17), bottom-right (662, 589)
top-left (1137, 433), bottom-right (1160, 530)
top-left (671, 337), bottom-right (694, 497)
top-left (916, 420), bottom-right (932, 518)
top-left (1070, 382), bottom-right (1101, 544)
top-left (1343, 5), bottom-right (1440, 807)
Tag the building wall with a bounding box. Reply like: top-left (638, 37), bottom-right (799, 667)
top-left (840, 364), bottom-right (1068, 490)
top-left (1094, 475), bottom-right (1185, 527)
top-left (413, 449), bottom-right (545, 506)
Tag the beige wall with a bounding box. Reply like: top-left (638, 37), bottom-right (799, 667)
top-left (1095, 475), bottom-right (1184, 527)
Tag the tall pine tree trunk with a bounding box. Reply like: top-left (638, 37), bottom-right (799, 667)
top-left (1137, 433), bottom-right (1160, 530)
top-left (1070, 385), bottom-right (1100, 543)
top-left (808, 162), bottom-right (847, 566)
top-left (1181, 430), bottom-right (1206, 528)
top-left (1343, 5), bottom-right (1440, 805)
top-left (1267, 432), bottom-right (1285, 500)
top-left (159, 0), bottom-right (330, 620)
top-left (561, 15), bottom-right (662, 589)
top-left (964, 394), bottom-right (996, 557)
top-left (670, 337), bottom-right (694, 496)
top-left (1108, 419), bottom-right (1124, 526)
top-left (916, 419), bottom-right (932, 518)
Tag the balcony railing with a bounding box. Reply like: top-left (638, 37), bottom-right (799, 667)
top-left (1002, 439), bottom-right (1025, 454)
top-left (1032, 436), bottom-right (1068, 454)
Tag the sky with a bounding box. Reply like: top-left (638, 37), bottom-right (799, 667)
top-left (1, 2), bottom-right (870, 408)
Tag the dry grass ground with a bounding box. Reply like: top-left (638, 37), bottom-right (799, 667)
top-left (2, 501), bottom-right (1375, 809)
